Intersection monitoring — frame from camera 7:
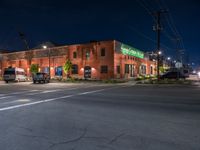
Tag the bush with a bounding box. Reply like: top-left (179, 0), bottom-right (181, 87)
top-left (137, 78), bottom-right (193, 85)
top-left (103, 79), bottom-right (126, 84)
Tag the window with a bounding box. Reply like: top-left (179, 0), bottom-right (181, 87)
top-left (73, 52), bottom-right (77, 58)
top-left (140, 65), bottom-right (146, 74)
top-left (86, 50), bottom-right (90, 59)
top-left (125, 64), bottom-right (129, 73)
top-left (55, 66), bottom-right (63, 76)
top-left (43, 67), bottom-right (50, 73)
top-left (117, 66), bottom-right (120, 74)
top-left (101, 66), bottom-right (108, 73)
top-left (72, 64), bottom-right (78, 74)
top-left (101, 48), bottom-right (105, 56)
top-left (16, 71), bottom-right (24, 75)
top-left (150, 66), bottom-right (153, 74)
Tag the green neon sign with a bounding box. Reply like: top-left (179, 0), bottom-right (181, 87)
top-left (121, 44), bottom-right (144, 59)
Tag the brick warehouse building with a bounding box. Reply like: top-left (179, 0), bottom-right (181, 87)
top-left (0, 40), bottom-right (156, 80)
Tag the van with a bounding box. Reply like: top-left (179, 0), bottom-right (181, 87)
top-left (3, 67), bottom-right (27, 83)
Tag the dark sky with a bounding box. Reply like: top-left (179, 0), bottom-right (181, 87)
top-left (0, 0), bottom-right (200, 65)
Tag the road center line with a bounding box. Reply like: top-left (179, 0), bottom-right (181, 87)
top-left (0, 88), bottom-right (106, 112)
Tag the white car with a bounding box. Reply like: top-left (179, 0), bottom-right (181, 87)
top-left (3, 67), bottom-right (27, 83)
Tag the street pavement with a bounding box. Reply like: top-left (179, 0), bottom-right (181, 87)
top-left (0, 81), bottom-right (200, 150)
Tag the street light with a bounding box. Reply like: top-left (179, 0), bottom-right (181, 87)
top-left (167, 57), bottom-right (171, 60)
top-left (43, 45), bottom-right (51, 80)
top-left (43, 45), bottom-right (47, 49)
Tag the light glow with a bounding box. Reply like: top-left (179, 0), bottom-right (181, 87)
top-left (43, 45), bottom-right (47, 49)
top-left (198, 72), bottom-right (200, 77)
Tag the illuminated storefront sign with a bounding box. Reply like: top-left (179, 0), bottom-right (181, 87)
top-left (121, 44), bottom-right (144, 59)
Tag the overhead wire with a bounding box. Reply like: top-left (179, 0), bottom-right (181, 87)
top-left (135, 0), bottom-right (175, 54)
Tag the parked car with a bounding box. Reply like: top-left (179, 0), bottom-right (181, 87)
top-left (33, 73), bottom-right (50, 84)
top-left (3, 67), bottom-right (27, 83)
top-left (160, 71), bottom-right (185, 79)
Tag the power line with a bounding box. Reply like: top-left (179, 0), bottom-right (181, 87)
top-left (159, 0), bottom-right (185, 49)
top-left (135, 0), bottom-right (156, 22)
top-left (126, 24), bottom-right (174, 52)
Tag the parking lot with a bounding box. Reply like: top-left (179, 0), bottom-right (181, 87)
top-left (0, 81), bottom-right (200, 150)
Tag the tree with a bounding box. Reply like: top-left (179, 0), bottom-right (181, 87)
top-left (63, 59), bottom-right (72, 78)
top-left (30, 64), bottom-right (39, 75)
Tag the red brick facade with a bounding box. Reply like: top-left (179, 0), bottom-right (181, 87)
top-left (0, 40), bottom-right (156, 79)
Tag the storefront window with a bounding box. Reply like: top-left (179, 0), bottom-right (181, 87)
top-left (43, 67), bottom-right (49, 73)
top-left (55, 66), bottom-right (63, 76)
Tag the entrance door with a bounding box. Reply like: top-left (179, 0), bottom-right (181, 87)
top-left (84, 66), bottom-right (91, 79)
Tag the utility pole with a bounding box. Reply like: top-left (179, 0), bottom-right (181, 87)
top-left (153, 10), bottom-right (167, 81)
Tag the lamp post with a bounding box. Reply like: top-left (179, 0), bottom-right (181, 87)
top-left (43, 45), bottom-right (51, 80)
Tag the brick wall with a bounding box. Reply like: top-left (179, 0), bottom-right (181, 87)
top-left (0, 40), bottom-right (156, 79)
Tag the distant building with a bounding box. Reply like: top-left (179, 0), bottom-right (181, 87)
top-left (0, 40), bottom-right (156, 79)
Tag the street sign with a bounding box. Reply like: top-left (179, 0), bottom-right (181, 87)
top-left (175, 62), bottom-right (182, 68)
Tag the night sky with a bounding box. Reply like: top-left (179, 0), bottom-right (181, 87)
top-left (0, 0), bottom-right (200, 65)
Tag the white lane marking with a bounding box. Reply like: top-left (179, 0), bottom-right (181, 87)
top-left (11, 90), bottom-right (40, 95)
top-left (26, 90), bottom-right (60, 95)
top-left (0, 95), bottom-right (74, 111)
top-left (25, 87), bottom-right (79, 96)
top-left (77, 89), bottom-right (105, 95)
top-left (0, 89), bottom-right (106, 112)
top-left (41, 90), bottom-right (61, 93)
top-left (0, 96), bottom-right (13, 100)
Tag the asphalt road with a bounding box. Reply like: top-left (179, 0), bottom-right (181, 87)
top-left (0, 81), bottom-right (200, 150)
